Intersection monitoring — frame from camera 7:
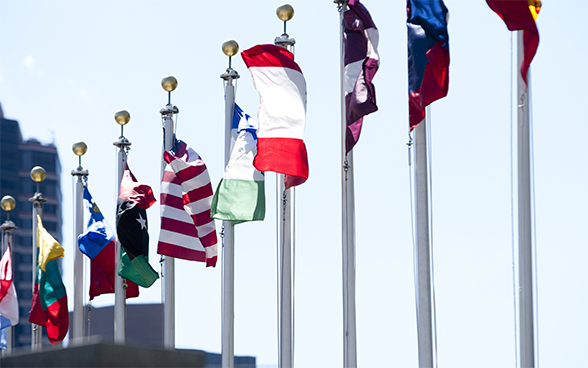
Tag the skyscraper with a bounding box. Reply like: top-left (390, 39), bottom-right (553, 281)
top-left (0, 103), bottom-right (63, 348)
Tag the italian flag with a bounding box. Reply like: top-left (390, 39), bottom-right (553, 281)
top-left (211, 103), bottom-right (265, 223)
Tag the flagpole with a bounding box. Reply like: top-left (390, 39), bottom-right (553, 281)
top-left (414, 112), bottom-right (434, 368)
top-left (113, 110), bottom-right (131, 344)
top-left (71, 142), bottom-right (88, 344)
top-left (274, 5), bottom-right (296, 368)
top-left (220, 40), bottom-right (240, 368)
top-left (335, 2), bottom-right (358, 367)
top-left (1, 195), bottom-right (16, 354)
top-left (160, 76), bottom-right (178, 349)
top-left (517, 30), bottom-right (535, 368)
top-left (29, 166), bottom-right (46, 350)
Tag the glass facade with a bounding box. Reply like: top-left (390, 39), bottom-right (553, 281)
top-left (1, 109), bottom-right (62, 348)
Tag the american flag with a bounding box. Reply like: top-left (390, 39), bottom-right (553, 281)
top-left (157, 140), bottom-right (218, 267)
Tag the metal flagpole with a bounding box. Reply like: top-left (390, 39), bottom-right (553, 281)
top-left (414, 111), bottom-right (434, 368)
top-left (113, 110), bottom-right (131, 344)
top-left (160, 76), bottom-right (179, 349)
top-left (517, 30), bottom-right (535, 368)
top-left (274, 4), bottom-right (295, 368)
top-left (71, 141), bottom-right (89, 344)
top-left (336, 2), bottom-right (358, 367)
top-left (29, 166), bottom-right (47, 350)
top-left (220, 40), bottom-right (240, 368)
top-left (1, 195), bottom-right (17, 354)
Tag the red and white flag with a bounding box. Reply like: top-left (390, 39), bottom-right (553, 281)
top-left (241, 44), bottom-right (309, 189)
top-left (157, 140), bottom-right (218, 267)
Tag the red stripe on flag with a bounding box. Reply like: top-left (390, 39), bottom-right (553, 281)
top-left (157, 241), bottom-right (207, 262)
top-left (162, 170), bottom-right (181, 184)
top-left (241, 44), bottom-right (302, 73)
top-left (160, 193), bottom-right (184, 210)
top-left (254, 137), bottom-right (308, 187)
top-left (174, 164), bottom-right (208, 183)
top-left (45, 296), bottom-right (69, 345)
top-left (190, 211), bottom-right (215, 229)
top-left (199, 231), bottom-right (218, 248)
top-left (183, 186), bottom-right (213, 206)
top-left (161, 217), bottom-right (199, 237)
top-left (206, 255), bottom-right (217, 268)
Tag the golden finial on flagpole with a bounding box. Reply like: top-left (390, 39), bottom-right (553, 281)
top-left (114, 109), bottom-right (131, 137)
top-left (1, 196), bottom-right (15, 212)
top-left (221, 40), bottom-right (241, 82)
top-left (276, 3), bottom-right (294, 21)
top-left (161, 76), bottom-right (178, 92)
top-left (30, 166), bottom-right (46, 183)
top-left (72, 141), bottom-right (87, 169)
top-left (275, 4), bottom-right (296, 48)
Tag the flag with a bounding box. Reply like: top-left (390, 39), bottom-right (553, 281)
top-left (158, 140), bottom-right (218, 266)
top-left (486, 0), bottom-right (540, 84)
top-left (344, 0), bottom-right (379, 153)
top-left (78, 187), bottom-right (139, 300)
top-left (117, 166), bottom-right (159, 288)
top-left (407, 0), bottom-right (450, 130)
top-left (241, 44), bottom-right (309, 189)
top-left (211, 103), bottom-right (265, 223)
top-left (0, 245), bottom-right (19, 335)
top-left (29, 214), bottom-right (68, 345)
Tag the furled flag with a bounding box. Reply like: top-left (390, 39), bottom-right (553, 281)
top-left (211, 103), bottom-right (265, 223)
top-left (29, 214), bottom-right (68, 345)
top-left (158, 140), bottom-right (218, 266)
top-left (343, 0), bottom-right (379, 153)
top-left (78, 187), bottom-right (139, 300)
top-left (117, 166), bottom-right (159, 288)
top-left (241, 44), bottom-right (309, 189)
top-left (486, 0), bottom-right (540, 85)
top-left (0, 244), bottom-right (19, 339)
top-left (407, 0), bottom-right (450, 130)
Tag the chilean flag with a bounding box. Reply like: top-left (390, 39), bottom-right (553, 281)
top-left (241, 44), bottom-right (309, 189)
top-left (486, 0), bottom-right (540, 85)
top-left (407, 0), bottom-right (450, 130)
top-left (78, 187), bottom-right (139, 299)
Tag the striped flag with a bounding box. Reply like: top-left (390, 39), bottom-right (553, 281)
top-left (344, 0), bottom-right (379, 153)
top-left (407, 0), bottom-right (450, 130)
top-left (0, 244), bottom-right (18, 334)
top-left (211, 103), bottom-right (265, 223)
top-left (241, 44), bottom-right (309, 189)
top-left (486, 0), bottom-right (540, 84)
top-left (158, 140), bottom-right (218, 267)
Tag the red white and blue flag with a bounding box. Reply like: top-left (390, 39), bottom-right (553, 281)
top-left (241, 44), bottom-right (309, 189)
top-left (344, 0), bottom-right (379, 153)
top-left (407, 0), bottom-right (450, 130)
top-left (78, 187), bottom-right (139, 299)
top-left (158, 140), bottom-right (218, 267)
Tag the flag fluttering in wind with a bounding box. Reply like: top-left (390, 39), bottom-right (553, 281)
top-left (343, 0), bottom-right (379, 153)
top-left (78, 187), bottom-right (139, 299)
top-left (211, 103), bottom-right (265, 223)
top-left (158, 140), bottom-right (218, 267)
top-left (486, 0), bottom-right (540, 84)
top-left (0, 244), bottom-right (19, 335)
top-left (407, 0), bottom-right (450, 130)
top-left (241, 44), bottom-right (309, 189)
top-left (29, 214), bottom-right (68, 345)
top-left (117, 166), bottom-right (159, 288)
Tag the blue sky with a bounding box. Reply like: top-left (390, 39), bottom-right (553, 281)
top-left (1, 1), bottom-right (586, 367)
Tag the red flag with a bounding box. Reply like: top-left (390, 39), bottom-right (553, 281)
top-left (486, 0), bottom-right (540, 84)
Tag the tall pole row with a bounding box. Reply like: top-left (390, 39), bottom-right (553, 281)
top-left (160, 76), bottom-right (179, 349)
top-left (517, 30), bottom-right (535, 368)
top-left (220, 40), bottom-right (240, 368)
top-left (113, 110), bottom-right (132, 343)
top-left (274, 5), bottom-right (296, 367)
top-left (29, 166), bottom-right (46, 350)
top-left (71, 141), bottom-right (88, 344)
top-left (337, 3), bottom-right (358, 367)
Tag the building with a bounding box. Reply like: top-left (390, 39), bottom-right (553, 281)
top-left (0, 103), bottom-right (63, 347)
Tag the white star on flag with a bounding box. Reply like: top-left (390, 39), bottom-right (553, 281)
top-left (136, 213), bottom-right (146, 230)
